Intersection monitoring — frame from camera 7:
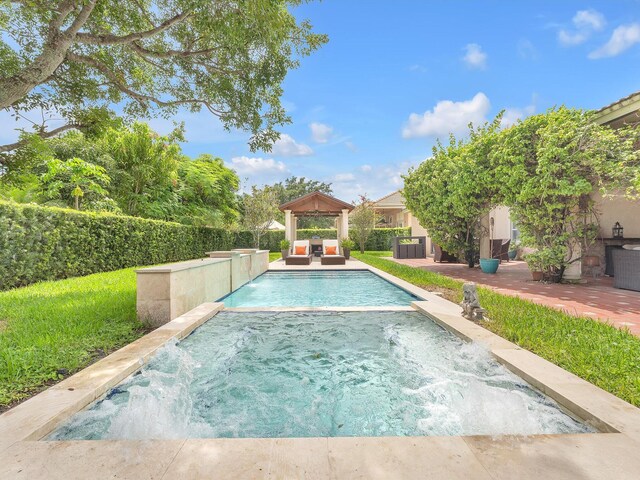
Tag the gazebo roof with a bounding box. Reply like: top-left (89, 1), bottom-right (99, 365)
top-left (278, 191), bottom-right (354, 217)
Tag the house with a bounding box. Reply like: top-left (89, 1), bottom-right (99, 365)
top-left (371, 190), bottom-right (514, 258)
top-left (574, 91), bottom-right (640, 280)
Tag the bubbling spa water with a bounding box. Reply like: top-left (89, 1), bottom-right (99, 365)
top-left (49, 311), bottom-right (593, 440)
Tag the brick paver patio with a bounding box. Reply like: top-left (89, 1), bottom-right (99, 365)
top-left (388, 257), bottom-right (640, 336)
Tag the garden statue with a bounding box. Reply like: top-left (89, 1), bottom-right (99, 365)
top-left (461, 282), bottom-right (486, 321)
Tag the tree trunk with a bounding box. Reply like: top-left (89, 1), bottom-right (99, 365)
top-left (0, 1), bottom-right (97, 109)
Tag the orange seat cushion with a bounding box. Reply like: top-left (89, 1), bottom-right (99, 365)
top-left (326, 246), bottom-right (337, 255)
top-left (295, 245), bottom-right (307, 255)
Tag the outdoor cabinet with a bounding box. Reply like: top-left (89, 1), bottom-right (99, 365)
top-left (393, 236), bottom-right (427, 259)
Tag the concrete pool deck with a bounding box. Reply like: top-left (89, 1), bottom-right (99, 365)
top-left (1, 260), bottom-right (640, 479)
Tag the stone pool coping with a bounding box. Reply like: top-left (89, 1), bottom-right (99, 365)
top-left (1, 262), bottom-right (640, 478)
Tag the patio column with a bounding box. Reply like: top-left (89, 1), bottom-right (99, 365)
top-left (293, 215), bottom-right (298, 241)
top-left (284, 210), bottom-right (293, 242)
top-left (563, 240), bottom-right (583, 280)
top-left (341, 209), bottom-right (349, 240)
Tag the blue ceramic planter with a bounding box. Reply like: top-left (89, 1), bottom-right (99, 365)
top-left (479, 258), bottom-right (500, 274)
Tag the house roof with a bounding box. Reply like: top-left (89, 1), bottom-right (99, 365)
top-left (278, 191), bottom-right (354, 216)
top-left (593, 91), bottom-right (640, 127)
top-left (372, 190), bottom-right (406, 209)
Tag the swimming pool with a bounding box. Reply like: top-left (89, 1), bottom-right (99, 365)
top-left (221, 270), bottom-right (419, 307)
top-left (49, 310), bottom-right (592, 440)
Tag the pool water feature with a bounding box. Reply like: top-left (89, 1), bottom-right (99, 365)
top-left (221, 270), bottom-right (419, 307)
top-left (49, 311), bottom-right (593, 440)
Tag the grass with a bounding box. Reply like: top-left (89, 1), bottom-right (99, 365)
top-left (269, 252), bottom-right (282, 262)
top-left (0, 268), bottom-right (145, 410)
top-left (354, 251), bottom-right (640, 407)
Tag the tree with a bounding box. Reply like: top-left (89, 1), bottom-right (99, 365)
top-left (403, 119), bottom-right (502, 267)
top-left (492, 107), bottom-right (640, 280)
top-left (240, 185), bottom-right (279, 248)
top-left (176, 154), bottom-right (240, 226)
top-left (349, 195), bottom-right (379, 253)
top-left (0, 1), bottom-right (327, 156)
top-left (40, 157), bottom-right (111, 210)
top-left (99, 122), bottom-right (182, 217)
top-left (271, 176), bottom-right (334, 228)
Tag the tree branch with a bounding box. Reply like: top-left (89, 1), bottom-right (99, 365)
top-left (75, 11), bottom-right (191, 45)
top-left (66, 52), bottom-right (227, 116)
top-left (0, 0), bottom-right (98, 109)
top-left (0, 123), bottom-right (79, 155)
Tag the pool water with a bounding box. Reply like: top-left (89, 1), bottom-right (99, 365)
top-left (221, 271), bottom-right (419, 307)
top-left (49, 311), bottom-right (593, 440)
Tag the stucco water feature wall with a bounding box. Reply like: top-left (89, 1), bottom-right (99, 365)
top-left (136, 249), bottom-right (269, 327)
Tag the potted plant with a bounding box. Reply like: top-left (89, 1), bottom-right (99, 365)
top-left (508, 246), bottom-right (518, 261)
top-left (279, 239), bottom-right (290, 259)
top-left (524, 251), bottom-right (544, 281)
top-left (340, 238), bottom-right (355, 259)
top-left (479, 217), bottom-right (500, 274)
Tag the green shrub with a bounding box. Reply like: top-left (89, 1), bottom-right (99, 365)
top-left (234, 227), bottom-right (410, 252)
top-left (0, 201), bottom-right (235, 290)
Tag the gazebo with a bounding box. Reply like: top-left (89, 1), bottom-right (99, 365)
top-left (278, 191), bottom-right (354, 246)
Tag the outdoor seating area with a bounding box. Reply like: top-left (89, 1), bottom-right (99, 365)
top-left (285, 240), bottom-right (313, 265)
top-left (612, 247), bottom-right (640, 292)
top-left (490, 238), bottom-right (511, 262)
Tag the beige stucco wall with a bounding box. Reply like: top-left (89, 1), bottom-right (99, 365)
top-left (137, 250), bottom-right (269, 327)
top-left (593, 191), bottom-right (640, 239)
top-left (490, 206), bottom-right (512, 241)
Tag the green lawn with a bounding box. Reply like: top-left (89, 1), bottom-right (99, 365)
top-left (354, 251), bottom-right (640, 407)
top-left (269, 252), bottom-right (282, 262)
top-left (0, 268), bottom-right (144, 410)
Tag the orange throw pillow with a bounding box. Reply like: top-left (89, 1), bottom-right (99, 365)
top-left (295, 245), bottom-right (307, 255)
top-left (326, 246), bottom-right (337, 255)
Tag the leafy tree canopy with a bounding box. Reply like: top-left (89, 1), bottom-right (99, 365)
top-left (0, 0), bottom-right (327, 155)
top-left (0, 121), bottom-right (240, 226)
top-left (271, 175), bottom-right (333, 228)
top-left (403, 117), bottom-right (502, 266)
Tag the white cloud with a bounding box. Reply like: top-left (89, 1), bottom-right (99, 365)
top-left (500, 104), bottom-right (536, 128)
top-left (558, 9), bottom-right (606, 46)
top-left (334, 173), bottom-right (355, 182)
top-left (462, 43), bottom-right (487, 69)
top-left (558, 30), bottom-right (587, 46)
top-left (517, 39), bottom-right (538, 60)
top-left (589, 23), bottom-right (640, 59)
top-left (330, 159), bottom-right (423, 202)
top-left (345, 141), bottom-right (358, 152)
top-left (231, 156), bottom-right (287, 174)
top-left (402, 92), bottom-right (491, 139)
top-left (309, 122), bottom-right (333, 144)
top-left (574, 9), bottom-right (606, 31)
top-left (270, 134), bottom-right (313, 156)
top-left (409, 64), bottom-right (427, 73)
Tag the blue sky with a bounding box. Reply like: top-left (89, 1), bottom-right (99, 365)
top-left (3, 1), bottom-right (640, 201)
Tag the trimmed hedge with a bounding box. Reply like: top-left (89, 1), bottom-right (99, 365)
top-left (0, 201), bottom-right (411, 290)
top-left (234, 227), bottom-right (411, 252)
top-left (0, 201), bottom-right (234, 290)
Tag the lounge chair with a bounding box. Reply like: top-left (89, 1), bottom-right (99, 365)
top-left (490, 239), bottom-right (511, 262)
top-left (285, 240), bottom-right (313, 265)
top-left (320, 239), bottom-right (345, 265)
top-left (433, 244), bottom-right (458, 263)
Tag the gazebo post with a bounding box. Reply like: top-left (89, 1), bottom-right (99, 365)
top-left (284, 210), bottom-right (293, 242)
top-left (293, 215), bottom-right (298, 241)
top-left (341, 208), bottom-right (350, 241)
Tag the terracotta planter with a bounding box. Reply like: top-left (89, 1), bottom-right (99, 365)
top-left (531, 271), bottom-right (543, 281)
